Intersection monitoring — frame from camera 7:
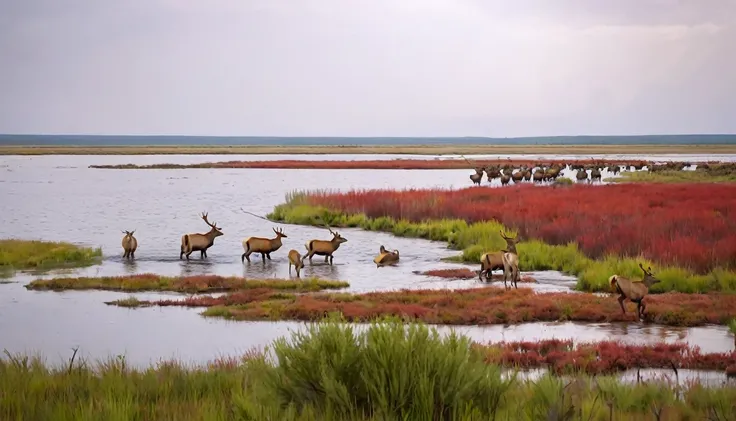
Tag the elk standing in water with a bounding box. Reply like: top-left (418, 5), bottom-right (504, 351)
top-left (241, 227), bottom-right (287, 263)
top-left (590, 166), bottom-right (602, 182)
top-left (374, 245), bottom-right (400, 267)
top-left (499, 230), bottom-right (520, 289)
top-left (479, 230), bottom-right (520, 282)
top-left (180, 212), bottom-right (223, 260)
top-left (609, 263), bottom-right (661, 321)
top-left (121, 230), bottom-right (137, 259)
top-left (304, 227), bottom-right (348, 265)
top-left (287, 249), bottom-right (305, 278)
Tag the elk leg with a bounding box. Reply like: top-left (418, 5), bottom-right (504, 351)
top-left (329, 255), bottom-right (334, 265)
top-left (638, 300), bottom-right (647, 320)
top-left (261, 253), bottom-right (266, 263)
top-left (266, 253), bottom-right (271, 260)
top-left (636, 301), bottom-right (643, 321)
top-left (130, 251), bottom-right (135, 259)
top-left (241, 252), bottom-right (248, 263)
top-left (324, 255), bottom-right (329, 263)
top-left (185, 251), bottom-right (192, 260)
top-left (617, 294), bottom-right (626, 314)
top-left (288, 263), bottom-right (292, 274)
top-left (203, 249), bottom-right (208, 258)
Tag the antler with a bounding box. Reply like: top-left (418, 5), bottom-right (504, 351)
top-left (273, 227), bottom-right (285, 234)
top-left (639, 263), bottom-right (653, 275)
top-left (201, 212), bottom-right (219, 229)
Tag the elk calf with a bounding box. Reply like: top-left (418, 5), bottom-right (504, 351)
top-left (242, 227), bottom-right (287, 263)
top-left (121, 230), bottom-right (137, 259)
top-left (374, 245), bottom-right (400, 267)
top-left (288, 249), bottom-right (304, 278)
top-left (180, 212), bottom-right (223, 260)
top-left (304, 228), bottom-right (347, 265)
top-left (609, 263), bottom-right (661, 320)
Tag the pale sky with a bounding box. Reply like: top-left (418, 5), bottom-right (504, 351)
top-left (0, 0), bottom-right (734, 137)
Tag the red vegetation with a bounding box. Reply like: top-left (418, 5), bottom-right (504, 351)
top-left (474, 339), bottom-right (736, 375)
top-left (116, 286), bottom-right (736, 327)
top-left (90, 158), bottom-right (641, 170)
top-left (305, 184), bottom-right (736, 273)
top-left (421, 268), bottom-right (536, 283)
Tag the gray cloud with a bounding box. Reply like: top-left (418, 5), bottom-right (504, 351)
top-left (0, 0), bottom-right (734, 136)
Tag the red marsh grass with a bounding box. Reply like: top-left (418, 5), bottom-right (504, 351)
top-left (89, 158), bottom-right (642, 170)
top-left (473, 339), bottom-right (736, 375)
top-left (305, 184), bottom-right (736, 273)
top-left (25, 274), bottom-right (349, 293)
top-left (107, 286), bottom-right (736, 327)
top-left (420, 268), bottom-right (537, 283)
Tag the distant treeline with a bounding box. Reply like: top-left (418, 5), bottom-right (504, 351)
top-left (1, 134), bottom-right (735, 146)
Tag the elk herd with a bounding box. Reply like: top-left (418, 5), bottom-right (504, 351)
top-left (121, 212), bottom-right (661, 321)
top-left (467, 160), bottom-right (658, 186)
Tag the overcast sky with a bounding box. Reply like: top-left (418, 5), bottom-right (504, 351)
top-left (0, 0), bottom-right (734, 137)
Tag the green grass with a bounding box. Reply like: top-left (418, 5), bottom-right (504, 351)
top-left (610, 170), bottom-right (736, 183)
top-left (25, 274), bottom-right (349, 293)
top-left (0, 239), bottom-right (102, 274)
top-left (268, 202), bottom-right (736, 294)
top-left (1, 318), bottom-right (733, 421)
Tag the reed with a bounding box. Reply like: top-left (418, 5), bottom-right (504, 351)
top-left (25, 274), bottom-right (349, 293)
top-left (2, 319), bottom-right (734, 420)
top-left (0, 239), bottom-right (102, 273)
top-left (613, 170), bottom-right (736, 183)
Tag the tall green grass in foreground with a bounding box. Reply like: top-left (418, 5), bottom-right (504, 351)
top-left (0, 239), bottom-right (102, 276)
top-left (612, 169), bottom-right (736, 184)
top-left (268, 200), bottom-right (736, 293)
top-left (2, 318), bottom-right (734, 421)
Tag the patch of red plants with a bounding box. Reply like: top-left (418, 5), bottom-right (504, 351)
top-left (305, 184), bottom-right (736, 273)
top-left (421, 268), bottom-right (536, 283)
top-left (125, 286), bottom-right (736, 327)
top-left (473, 339), bottom-right (736, 375)
top-left (90, 158), bottom-right (642, 170)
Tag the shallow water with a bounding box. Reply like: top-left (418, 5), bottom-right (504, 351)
top-left (1, 153), bottom-right (735, 364)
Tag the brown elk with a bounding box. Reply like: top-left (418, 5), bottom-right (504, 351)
top-left (241, 227), bottom-right (287, 263)
top-left (470, 172), bottom-right (482, 185)
top-left (609, 263), bottom-right (661, 320)
top-left (590, 166), bottom-right (602, 182)
top-left (499, 230), bottom-right (521, 289)
top-left (374, 245), bottom-right (400, 267)
top-left (511, 170), bottom-right (525, 183)
top-left (523, 167), bottom-right (532, 181)
top-left (304, 227), bottom-right (348, 265)
top-left (576, 169), bottom-right (588, 182)
top-left (121, 230), bottom-right (137, 259)
top-left (532, 169), bottom-right (545, 183)
top-left (287, 249), bottom-right (305, 278)
top-left (500, 174), bottom-right (511, 186)
top-left (479, 230), bottom-right (520, 282)
top-left (179, 212), bottom-right (223, 260)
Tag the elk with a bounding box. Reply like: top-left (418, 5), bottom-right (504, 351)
top-left (287, 249), bottom-right (305, 278)
top-left (241, 227), bottom-right (287, 263)
top-left (374, 245), bottom-right (400, 267)
top-left (179, 212), bottom-right (223, 260)
top-left (590, 166), bottom-right (602, 182)
top-left (121, 230), bottom-right (137, 259)
top-left (511, 170), bottom-right (525, 183)
top-left (304, 227), bottom-right (348, 265)
top-left (479, 230), bottom-right (520, 282)
top-left (499, 230), bottom-right (520, 289)
top-left (500, 174), bottom-right (511, 186)
top-left (609, 263), bottom-right (661, 320)
top-left (576, 169), bottom-right (588, 182)
top-left (470, 172), bottom-right (482, 185)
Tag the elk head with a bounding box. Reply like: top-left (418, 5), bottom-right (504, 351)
top-left (639, 263), bottom-right (661, 288)
top-left (201, 212), bottom-right (223, 238)
top-left (499, 230), bottom-right (519, 253)
top-left (273, 227), bottom-right (287, 238)
top-left (328, 227), bottom-right (348, 244)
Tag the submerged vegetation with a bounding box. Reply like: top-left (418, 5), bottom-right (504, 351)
top-left (107, 286), bottom-right (736, 327)
top-left (25, 274), bottom-right (349, 293)
top-left (2, 319), bottom-right (735, 421)
top-left (0, 239), bottom-right (102, 274)
top-left (268, 185), bottom-right (736, 293)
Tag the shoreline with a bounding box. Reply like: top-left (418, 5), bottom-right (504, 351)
top-left (2, 143), bottom-right (736, 155)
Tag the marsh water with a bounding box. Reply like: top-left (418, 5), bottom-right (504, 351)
top-left (1, 153), bottom-right (736, 370)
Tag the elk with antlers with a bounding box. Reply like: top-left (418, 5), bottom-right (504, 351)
top-left (179, 212), bottom-right (223, 260)
top-left (121, 230), bottom-right (137, 259)
top-left (241, 227), bottom-right (287, 263)
top-left (609, 263), bottom-right (661, 321)
top-left (373, 245), bottom-right (400, 267)
top-left (304, 227), bottom-right (348, 265)
top-left (479, 230), bottom-right (520, 284)
top-left (500, 230), bottom-right (521, 289)
top-left (288, 249), bottom-right (305, 278)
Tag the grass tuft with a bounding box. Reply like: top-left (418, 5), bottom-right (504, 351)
top-left (0, 239), bottom-right (102, 273)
